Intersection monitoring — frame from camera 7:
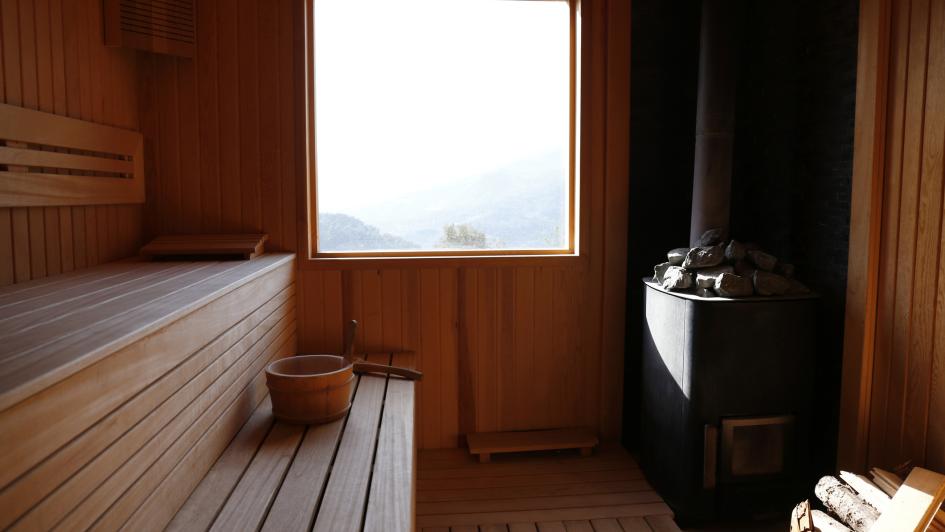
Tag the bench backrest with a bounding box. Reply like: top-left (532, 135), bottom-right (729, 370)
top-left (0, 103), bottom-right (145, 207)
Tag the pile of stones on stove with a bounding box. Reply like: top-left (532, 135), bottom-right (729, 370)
top-left (653, 228), bottom-right (811, 298)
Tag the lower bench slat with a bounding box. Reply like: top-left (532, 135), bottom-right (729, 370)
top-left (211, 422), bottom-right (306, 532)
top-left (171, 352), bottom-right (417, 532)
top-left (365, 351), bottom-right (417, 532)
top-left (261, 412), bottom-right (346, 532)
top-left (313, 353), bottom-right (392, 532)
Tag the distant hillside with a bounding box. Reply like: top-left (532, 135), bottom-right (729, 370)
top-left (349, 150), bottom-right (568, 249)
top-left (318, 213), bottom-right (418, 251)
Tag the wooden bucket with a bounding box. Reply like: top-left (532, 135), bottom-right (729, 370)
top-left (265, 355), bottom-right (354, 424)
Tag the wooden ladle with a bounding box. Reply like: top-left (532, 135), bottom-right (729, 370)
top-left (342, 320), bottom-right (423, 381)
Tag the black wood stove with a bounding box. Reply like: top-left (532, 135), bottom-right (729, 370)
top-left (640, 280), bottom-right (819, 524)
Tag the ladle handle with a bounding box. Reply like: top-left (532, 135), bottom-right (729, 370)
top-left (353, 362), bottom-right (423, 381)
top-left (342, 320), bottom-right (358, 363)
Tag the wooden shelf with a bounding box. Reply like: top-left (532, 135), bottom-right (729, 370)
top-left (141, 234), bottom-right (269, 260)
top-left (466, 428), bottom-right (599, 463)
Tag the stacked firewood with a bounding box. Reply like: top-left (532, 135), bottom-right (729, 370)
top-left (791, 467), bottom-right (945, 532)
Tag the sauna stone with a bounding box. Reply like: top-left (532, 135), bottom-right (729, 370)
top-left (654, 262), bottom-right (673, 284)
top-left (753, 270), bottom-right (791, 296)
top-left (734, 259), bottom-right (756, 278)
top-left (695, 265), bottom-right (735, 288)
top-left (667, 247), bottom-right (690, 266)
top-left (683, 244), bottom-right (724, 269)
top-left (748, 249), bottom-right (778, 271)
top-left (725, 239), bottom-right (747, 262)
top-left (661, 266), bottom-right (693, 291)
top-left (714, 272), bottom-right (753, 297)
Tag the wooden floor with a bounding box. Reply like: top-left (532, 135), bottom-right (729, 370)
top-left (417, 445), bottom-right (680, 531)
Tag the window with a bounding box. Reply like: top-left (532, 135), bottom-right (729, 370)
top-left (311, 0), bottom-right (576, 257)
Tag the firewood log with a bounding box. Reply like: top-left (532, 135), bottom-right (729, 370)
top-left (811, 510), bottom-right (853, 532)
top-left (840, 471), bottom-right (890, 512)
top-left (791, 500), bottom-right (815, 532)
top-left (814, 476), bottom-right (879, 532)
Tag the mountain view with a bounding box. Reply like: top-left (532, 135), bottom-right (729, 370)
top-left (317, 150), bottom-right (569, 252)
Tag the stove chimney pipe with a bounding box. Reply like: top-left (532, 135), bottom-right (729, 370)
top-left (689, 0), bottom-right (737, 246)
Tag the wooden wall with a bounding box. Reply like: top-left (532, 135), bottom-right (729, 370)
top-left (135, 0), bottom-right (299, 251)
top-left (0, 0), bottom-right (144, 286)
top-left (866, 0), bottom-right (945, 472)
top-left (840, 0), bottom-right (945, 472)
top-left (141, 0), bottom-right (630, 449)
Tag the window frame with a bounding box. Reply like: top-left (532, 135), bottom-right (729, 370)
top-left (303, 0), bottom-right (584, 267)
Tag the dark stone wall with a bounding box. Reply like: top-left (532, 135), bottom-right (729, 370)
top-left (624, 0), bottom-right (858, 476)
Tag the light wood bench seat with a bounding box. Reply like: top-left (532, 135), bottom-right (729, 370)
top-left (0, 254), bottom-right (296, 530)
top-left (169, 352), bottom-right (416, 532)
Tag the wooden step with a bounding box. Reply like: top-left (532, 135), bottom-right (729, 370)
top-left (466, 428), bottom-right (599, 463)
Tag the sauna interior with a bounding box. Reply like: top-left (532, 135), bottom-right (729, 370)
top-left (1, 0), bottom-right (944, 530)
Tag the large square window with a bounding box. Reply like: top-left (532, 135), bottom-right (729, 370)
top-left (311, 0), bottom-right (575, 256)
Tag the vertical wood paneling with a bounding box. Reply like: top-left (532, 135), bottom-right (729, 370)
top-left (860, 0), bottom-right (945, 472)
top-left (140, 0), bottom-right (297, 247)
top-left (475, 268), bottom-right (498, 434)
top-left (457, 268), bottom-right (478, 441)
top-left (439, 268), bottom-right (459, 447)
top-left (139, 0), bottom-right (631, 449)
top-left (419, 269), bottom-right (441, 449)
top-left (237, 0), bottom-right (260, 234)
top-left (512, 267), bottom-right (535, 430)
top-left (0, 0), bottom-right (144, 287)
top-left (869, 0), bottom-right (911, 467)
top-left (196, 0), bottom-right (221, 234)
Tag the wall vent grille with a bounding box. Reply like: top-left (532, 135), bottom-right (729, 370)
top-left (104, 0), bottom-right (195, 58)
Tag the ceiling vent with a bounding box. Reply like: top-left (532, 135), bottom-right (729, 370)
top-left (104, 0), bottom-right (195, 58)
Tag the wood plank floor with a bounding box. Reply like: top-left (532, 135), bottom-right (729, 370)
top-left (417, 445), bottom-right (680, 531)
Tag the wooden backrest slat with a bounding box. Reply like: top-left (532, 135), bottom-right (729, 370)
top-left (0, 146), bottom-right (135, 174)
top-left (0, 104), bottom-right (140, 154)
top-left (0, 170), bottom-right (145, 206)
top-left (0, 103), bottom-right (145, 206)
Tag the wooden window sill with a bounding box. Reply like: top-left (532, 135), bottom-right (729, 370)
top-left (301, 253), bottom-right (586, 270)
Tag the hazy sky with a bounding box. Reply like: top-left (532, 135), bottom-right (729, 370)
top-left (313, 0), bottom-right (570, 214)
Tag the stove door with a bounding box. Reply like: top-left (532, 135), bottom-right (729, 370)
top-left (719, 415), bottom-right (795, 483)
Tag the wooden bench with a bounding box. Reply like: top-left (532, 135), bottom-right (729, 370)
top-left (167, 352), bottom-right (417, 532)
top-left (0, 254), bottom-right (296, 530)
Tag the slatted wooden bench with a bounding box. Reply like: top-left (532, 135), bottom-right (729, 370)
top-left (168, 352), bottom-right (417, 532)
top-left (0, 254), bottom-right (296, 531)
